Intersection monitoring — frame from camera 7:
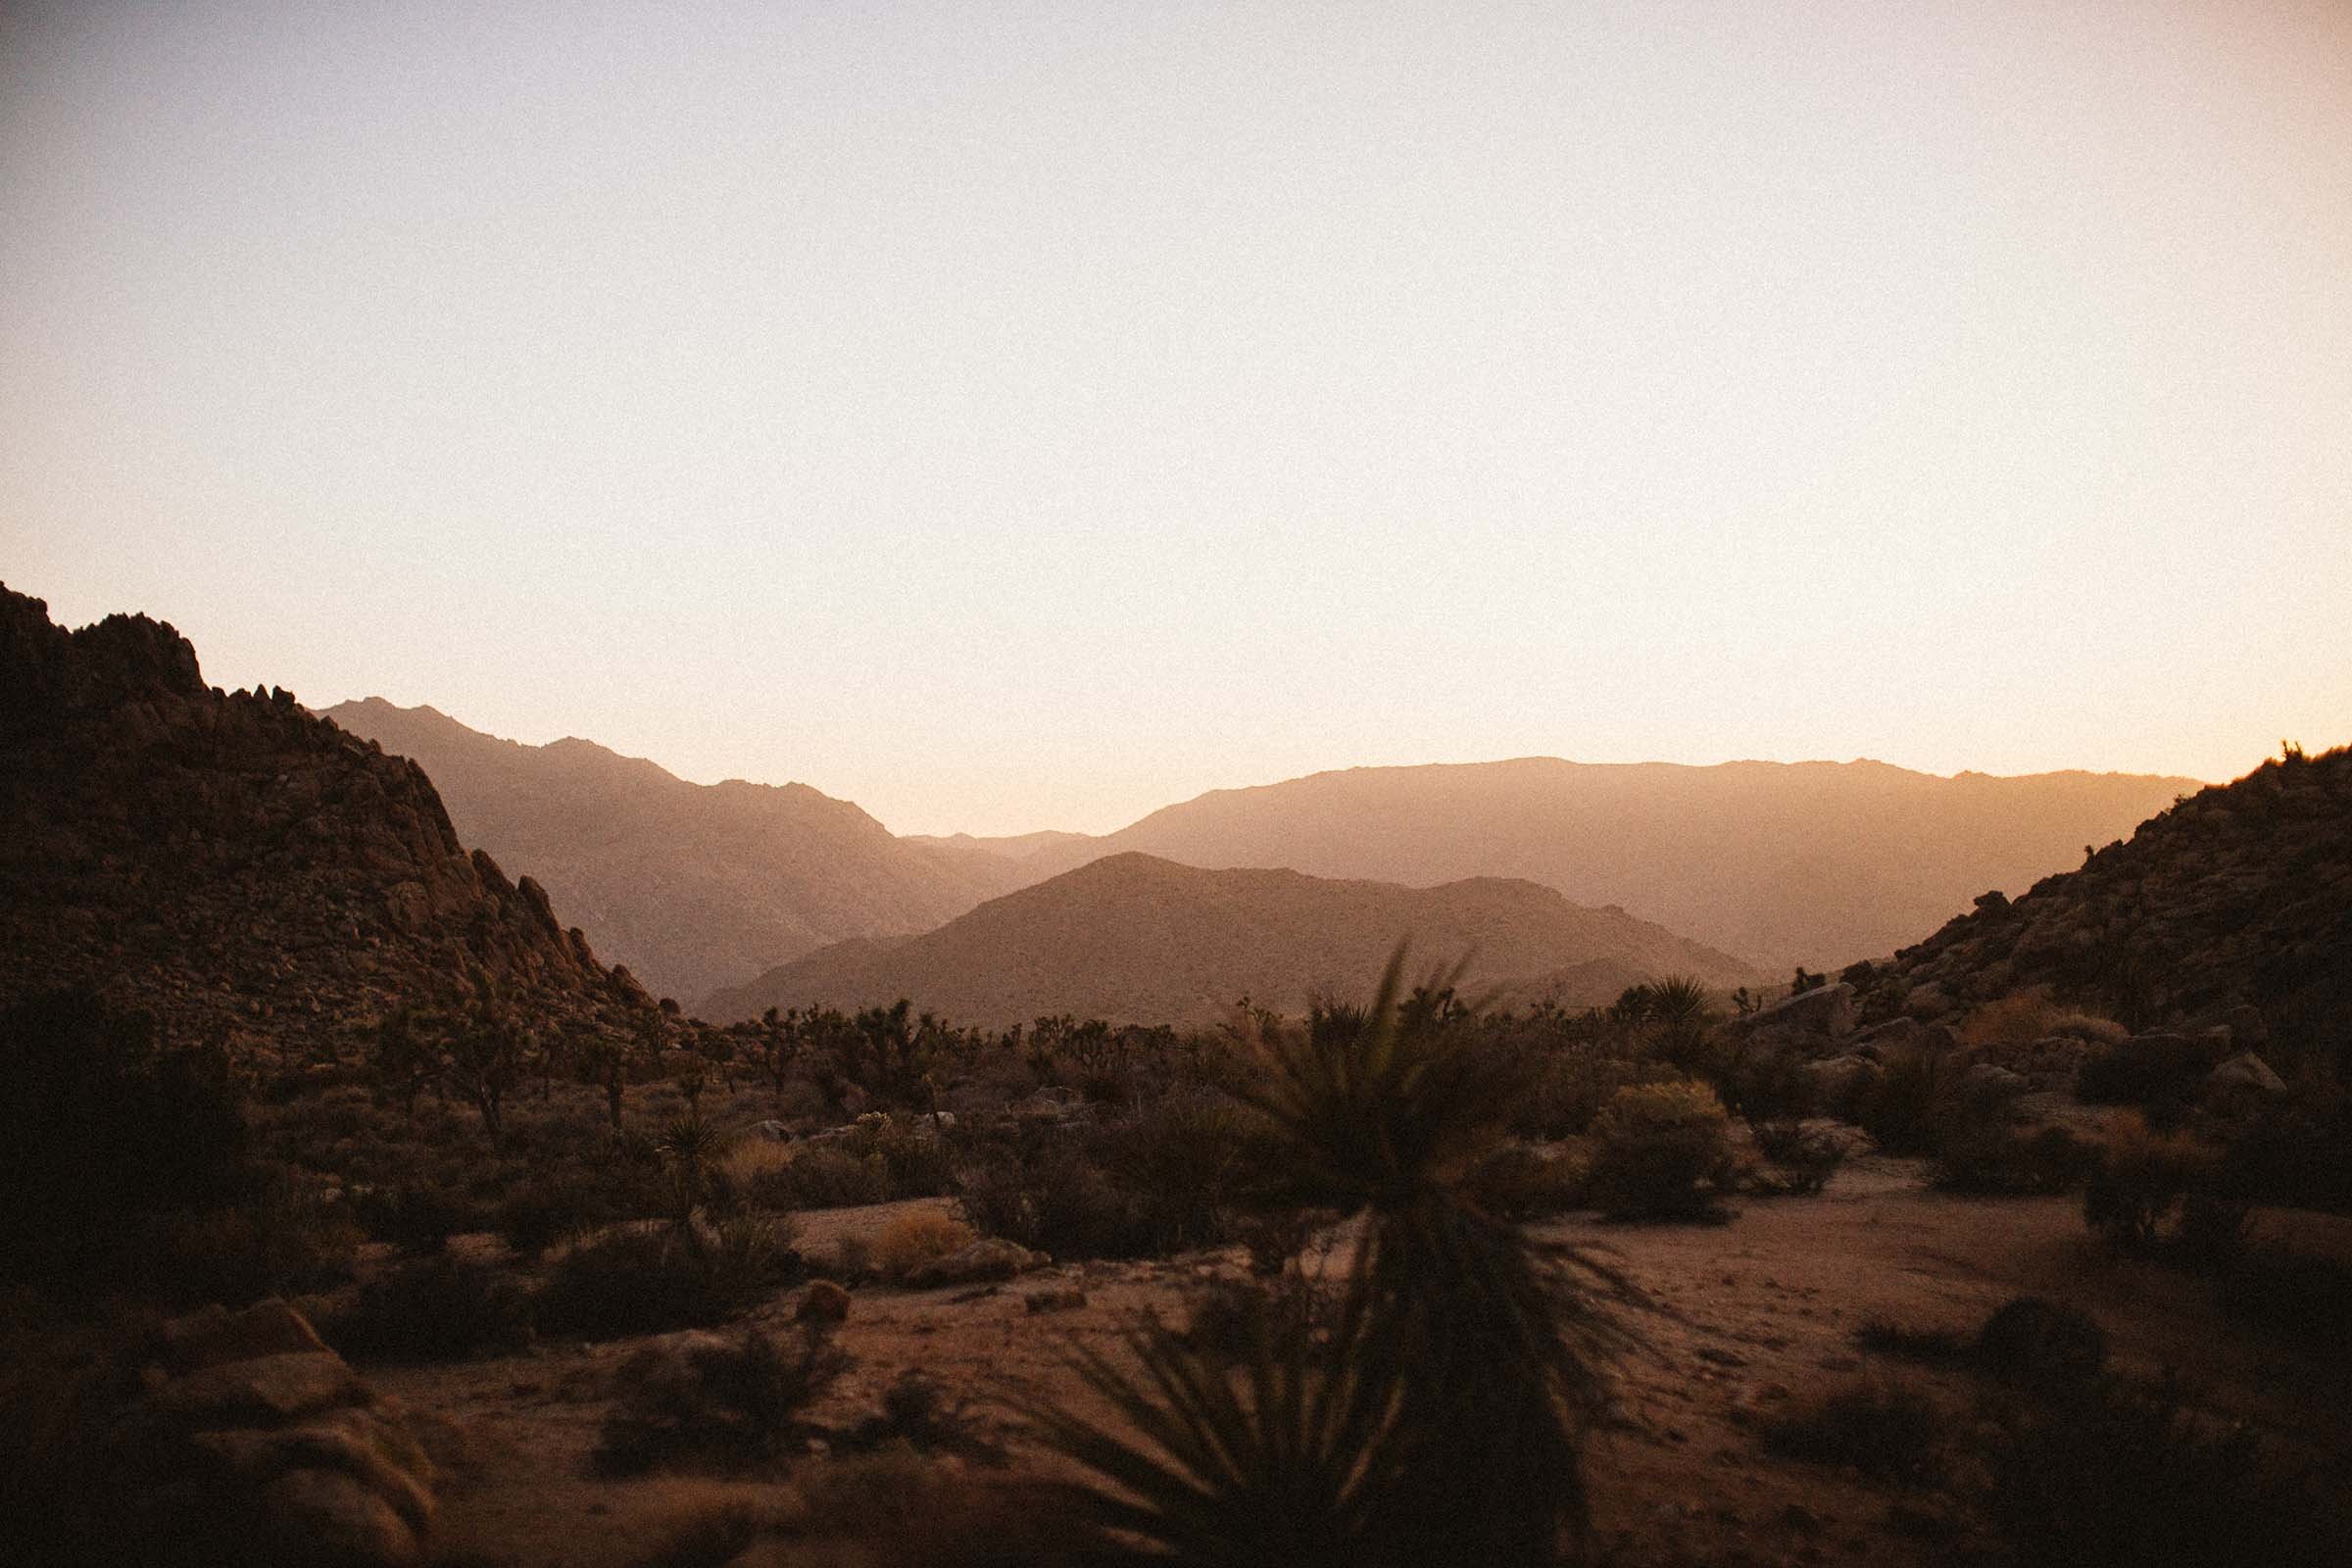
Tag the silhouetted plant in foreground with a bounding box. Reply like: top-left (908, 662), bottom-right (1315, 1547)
top-left (1019, 949), bottom-right (1622, 1565)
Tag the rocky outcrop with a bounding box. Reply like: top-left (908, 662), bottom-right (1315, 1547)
top-left (0, 585), bottom-right (651, 1055)
top-left (110, 1299), bottom-right (435, 1566)
top-left (1850, 747), bottom-right (2352, 1051)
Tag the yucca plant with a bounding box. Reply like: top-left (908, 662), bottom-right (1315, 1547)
top-left (1027, 948), bottom-right (1620, 1566)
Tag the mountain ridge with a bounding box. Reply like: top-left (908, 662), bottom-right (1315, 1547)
top-left (696, 850), bottom-right (1764, 1028)
top-left (322, 698), bottom-right (1006, 1003)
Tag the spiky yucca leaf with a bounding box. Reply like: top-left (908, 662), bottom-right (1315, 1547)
top-left (1014, 1284), bottom-right (1403, 1568)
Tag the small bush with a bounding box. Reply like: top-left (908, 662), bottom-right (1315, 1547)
top-left (874, 1210), bottom-right (975, 1283)
top-left (537, 1220), bottom-right (802, 1341)
top-left (762, 1146), bottom-right (891, 1210)
top-left (1747, 1119), bottom-right (1845, 1196)
top-left (1762, 1379), bottom-right (1945, 1485)
top-left (596, 1323), bottom-right (846, 1475)
top-left (1976, 1297), bottom-right (2108, 1387)
top-left (1852, 1047), bottom-right (1952, 1155)
top-left (2083, 1116), bottom-right (2223, 1255)
top-left (1936, 1122), bottom-right (2097, 1195)
top-left (2077, 1034), bottom-right (2227, 1109)
top-left (328, 1254), bottom-right (533, 1361)
top-left (146, 1178), bottom-right (363, 1307)
top-left (1465, 1140), bottom-right (1591, 1218)
top-left (1987, 1371), bottom-right (2347, 1567)
top-left (1853, 1319), bottom-right (1973, 1367)
top-left (1587, 1080), bottom-right (1733, 1221)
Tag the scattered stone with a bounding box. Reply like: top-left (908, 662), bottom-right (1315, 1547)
top-left (794, 1280), bottom-right (853, 1325)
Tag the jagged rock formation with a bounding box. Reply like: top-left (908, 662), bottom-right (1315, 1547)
top-left (1850, 747), bottom-right (2352, 1052)
top-left (698, 851), bottom-right (1762, 1027)
top-left (965, 757), bottom-right (2202, 971)
top-left (0, 587), bottom-right (650, 1054)
top-left (322, 699), bottom-right (1010, 1003)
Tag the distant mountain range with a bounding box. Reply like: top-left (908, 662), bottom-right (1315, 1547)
top-left (322, 701), bottom-right (1002, 1004)
top-left (696, 852), bottom-right (1763, 1027)
top-left (954, 759), bottom-right (2201, 972)
top-left (328, 698), bottom-right (2202, 1013)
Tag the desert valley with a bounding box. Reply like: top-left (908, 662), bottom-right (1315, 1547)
top-left (4, 584), bottom-right (2347, 1568)
top-left (8, 4), bottom-right (2349, 1564)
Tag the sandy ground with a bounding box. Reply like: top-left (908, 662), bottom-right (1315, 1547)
top-left (377, 1158), bottom-right (2352, 1568)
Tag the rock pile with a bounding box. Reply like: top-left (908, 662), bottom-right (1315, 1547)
top-left (0, 585), bottom-right (653, 1055)
top-left (108, 1299), bottom-right (436, 1566)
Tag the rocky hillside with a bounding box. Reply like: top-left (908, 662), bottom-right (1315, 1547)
top-left (985, 758), bottom-right (2200, 971)
top-left (1850, 746), bottom-right (2352, 1048)
top-left (697, 851), bottom-right (1762, 1027)
top-left (0, 587), bottom-right (650, 1054)
top-left (324, 700), bottom-right (1006, 1003)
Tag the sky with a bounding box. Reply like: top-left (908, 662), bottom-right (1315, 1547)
top-left (4, 1), bottom-right (2347, 836)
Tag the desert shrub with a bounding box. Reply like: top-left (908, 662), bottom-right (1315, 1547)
top-left (497, 1165), bottom-right (651, 1257)
top-left (1746, 1119), bottom-right (1845, 1196)
top-left (1976, 1296), bottom-right (2109, 1386)
top-left (1936, 1122), bottom-right (2097, 1195)
top-left (868, 1118), bottom-right (958, 1198)
top-left (327, 1253), bottom-right (533, 1361)
top-left (1853, 1318), bottom-right (1973, 1366)
top-left (596, 1323), bottom-right (846, 1475)
top-left (0, 989), bottom-right (251, 1287)
top-left (1960, 989), bottom-right (2065, 1052)
top-left (2083, 1116), bottom-right (2224, 1255)
top-left (1510, 1037), bottom-right (1680, 1139)
top-left (1762, 1378), bottom-right (1946, 1484)
top-left (2077, 1032), bottom-right (2227, 1109)
top-left (1851, 1046), bottom-right (1953, 1154)
top-left (836, 1371), bottom-right (1004, 1462)
top-left (1986, 1371), bottom-right (2347, 1567)
top-left (536, 1219), bottom-right (802, 1340)
top-left (350, 1179), bottom-right (481, 1254)
top-left (956, 1100), bottom-right (1251, 1261)
top-left (874, 1210), bottom-right (975, 1282)
top-left (763, 1145), bottom-right (892, 1210)
top-left (956, 1138), bottom-right (1137, 1258)
top-left (1706, 1039), bottom-right (1818, 1123)
top-left (1465, 1139), bottom-right (1592, 1218)
top-left (1587, 1079), bottom-right (1733, 1221)
top-left (2217, 1246), bottom-right (2352, 1342)
top-left (146, 1175), bottom-right (363, 1307)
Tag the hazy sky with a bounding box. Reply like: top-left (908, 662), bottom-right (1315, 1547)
top-left (5, 1), bottom-right (2347, 835)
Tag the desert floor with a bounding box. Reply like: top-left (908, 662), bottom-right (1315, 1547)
top-left (379, 1155), bottom-right (2352, 1568)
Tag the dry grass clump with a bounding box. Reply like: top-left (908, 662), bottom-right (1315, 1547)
top-left (1762, 1377), bottom-right (1949, 1485)
top-left (874, 1209), bottom-right (975, 1283)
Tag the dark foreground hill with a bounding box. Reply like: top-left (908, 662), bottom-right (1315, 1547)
top-left (697, 851), bottom-right (1762, 1027)
top-left (324, 699), bottom-right (1007, 1003)
top-left (0, 587), bottom-right (649, 1053)
top-left (986, 757), bottom-right (2203, 971)
top-left (1852, 745), bottom-right (2352, 1051)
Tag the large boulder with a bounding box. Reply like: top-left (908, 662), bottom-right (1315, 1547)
top-left (2207, 1051), bottom-right (2286, 1100)
top-left (1796, 1054), bottom-right (1882, 1116)
top-left (115, 1299), bottom-right (435, 1567)
top-left (1737, 982), bottom-right (1856, 1043)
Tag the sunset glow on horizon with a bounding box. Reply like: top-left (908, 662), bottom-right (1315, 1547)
top-left (5, 0), bottom-right (2346, 836)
